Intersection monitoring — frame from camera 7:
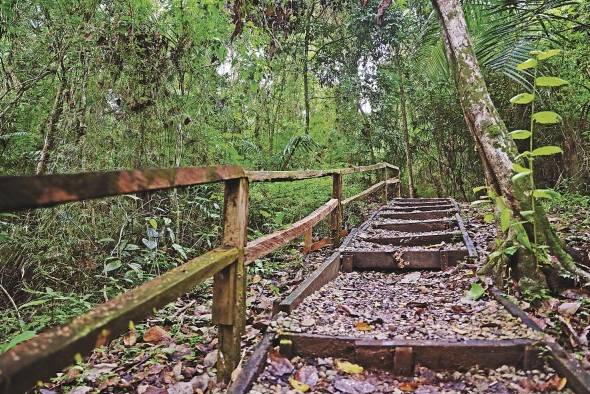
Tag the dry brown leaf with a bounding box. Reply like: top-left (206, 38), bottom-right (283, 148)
top-left (143, 325), bottom-right (170, 344)
top-left (268, 349), bottom-right (294, 376)
top-left (355, 321), bottom-right (372, 332)
top-left (123, 329), bottom-right (137, 347)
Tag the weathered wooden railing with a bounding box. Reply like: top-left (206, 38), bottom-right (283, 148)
top-left (0, 162), bottom-right (399, 393)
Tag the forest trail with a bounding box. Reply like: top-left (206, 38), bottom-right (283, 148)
top-left (235, 199), bottom-right (589, 394)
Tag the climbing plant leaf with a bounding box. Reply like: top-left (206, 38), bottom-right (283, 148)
top-left (510, 93), bottom-right (534, 105)
top-left (532, 112), bottom-right (562, 124)
top-left (516, 58), bottom-right (537, 70)
top-left (535, 76), bottom-right (569, 87)
top-left (531, 146), bottom-right (563, 156)
top-left (531, 49), bottom-right (561, 60)
top-left (510, 130), bottom-right (532, 140)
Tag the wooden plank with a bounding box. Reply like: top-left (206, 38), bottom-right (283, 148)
top-left (379, 209), bottom-right (457, 220)
top-left (393, 347), bottom-right (414, 376)
top-left (452, 203), bottom-right (478, 258)
top-left (303, 227), bottom-right (313, 254)
top-left (245, 199), bottom-right (338, 263)
top-left (214, 178), bottom-right (249, 382)
top-left (383, 163), bottom-right (400, 171)
top-left (391, 198), bottom-right (451, 204)
top-left (331, 173), bottom-right (343, 246)
top-left (226, 332), bottom-right (275, 394)
top-left (350, 249), bottom-right (468, 270)
top-left (0, 165), bottom-right (245, 211)
top-left (278, 252), bottom-right (341, 313)
top-left (546, 342), bottom-right (590, 394)
top-left (359, 231), bottom-right (464, 246)
top-left (282, 333), bottom-right (534, 371)
top-left (490, 287), bottom-right (590, 394)
top-left (0, 248), bottom-right (238, 394)
top-left (342, 181), bottom-right (386, 207)
top-left (373, 220), bottom-right (458, 232)
top-left (386, 204), bottom-right (456, 212)
top-left (385, 178), bottom-right (400, 185)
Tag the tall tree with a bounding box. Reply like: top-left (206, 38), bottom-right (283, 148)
top-left (431, 0), bottom-right (590, 289)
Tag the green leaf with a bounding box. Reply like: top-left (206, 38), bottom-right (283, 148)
top-left (172, 243), bottom-right (188, 260)
top-left (532, 49), bottom-right (561, 60)
top-left (532, 189), bottom-right (560, 199)
top-left (0, 331), bottom-right (36, 353)
top-left (512, 163), bottom-right (530, 174)
top-left (104, 260), bottom-right (122, 273)
top-left (472, 186), bottom-right (489, 193)
top-left (510, 130), bottom-right (532, 140)
top-left (531, 146), bottom-right (563, 156)
top-left (520, 210), bottom-right (534, 217)
top-left (484, 213), bottom-right (495, 223)
top-left (467, 283), bottom-right (486, 300)
top-left (149, 219), bottom-right (158, 229)
top-left (516, 58), bottom-right (538, 70)
top-left (532, 111), bottom-right (562, 124)
top-left (511, 172), bottom-right (530, 182)
top-left (515, 151), bottom-right (532, 161)
top-left (500, 208), bottom-right (511, 233)
top-left (510, 93), bottom-right (534, 104)
top-left (535, 76), bottom-right (569, 87)
top-left (504, 246), bottom-right (518, 256)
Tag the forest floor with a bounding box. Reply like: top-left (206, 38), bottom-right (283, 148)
top-left (34, 199), bottom-right (590, 394)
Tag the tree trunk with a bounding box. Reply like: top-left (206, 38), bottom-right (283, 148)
top-left (36, 81), bottom-right (65, 175)
top-left (432, 0), bottom-right (590, 287)
top-left (398, 65), bottom-right (414, 197)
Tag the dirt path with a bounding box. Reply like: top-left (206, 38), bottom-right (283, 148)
top-left (246, 199), bottom-right (588, 394)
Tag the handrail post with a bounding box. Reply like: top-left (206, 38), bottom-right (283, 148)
top-left (213, 177), bottom-right (249, 382)
top-left (381, 167), bottom-right (388, 204)
top-left (331, 173), bottom-right (343, 247)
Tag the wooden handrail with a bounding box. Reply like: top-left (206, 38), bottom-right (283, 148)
top-left (0, 161), bottom-right (400, 392)
top-left (0, 247), bottom-right (238, 393)
top-left (245, 162), bottom-right (395, 182)
top-left (0, 165), bottom-right (245, 211)
top-left (245, 199), bottom-right (338, 263)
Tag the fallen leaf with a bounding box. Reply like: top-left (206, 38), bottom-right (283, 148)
top-left (355, 321), bottom-right (372, 332)
top-left (301, 317), bottom-right (316, 327)
top-left (336, 360), bottom-right (364, 374)
top-left (123, 329), bottom-right (137, 347)
top-left (143, 325), bottom-right (170, 344)
top-left (68, 387), bottom-right (93, 394)
top-left (84, 363), bottom-right (117, 382)
top-left (168, 381), bottom-right (193, 394)
top-left (289, 377), bottom-right (310, 392)
top-left (338, 304), bottom-right (359, 317)
top-left (558, 302), bottom-right (581, 317)
top-left (203, 350), bottom-right (217, 368)
top-left (558, 377), bottom-right (567, 391)
top-left (399, 381), bottom-right (420, 392)
top-left (268, 349), bottom-right (294, 376)
top-left (333, 378), bottom-right (375, 393)
top-left (295, 365), bottom-right (319, 387)
top-left (400, 272), bottom-right (421, 284)
top-left (190, 373), bottom-right (210, 391)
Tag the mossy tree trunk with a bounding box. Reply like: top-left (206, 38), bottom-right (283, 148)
top-left (432, 0), bottom-right (590, 289)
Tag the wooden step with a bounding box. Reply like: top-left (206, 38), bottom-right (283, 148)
top-left (373, 219), bottom-right (458, 233)
top-left (358, 231), bottom-right (464, 246)
top-left (342, 249), bottom-right (469, 270)
top-left (385, 204), bottom-right (456, 212)
top-left (379, 209), bottom-right (457, 220)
